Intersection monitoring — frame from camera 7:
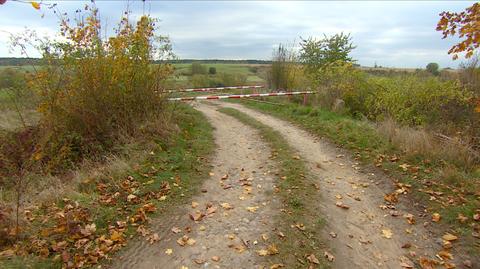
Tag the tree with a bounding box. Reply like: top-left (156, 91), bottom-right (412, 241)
top-left (208, 67), bottom-right (216, 75)
top-left (299, 32), bottom-right (356, 76)
top-left (437, 3), bottom-right (480, 59)
top-left (426, 62), bottom-right (440, 76)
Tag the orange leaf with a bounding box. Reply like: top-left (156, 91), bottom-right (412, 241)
top-left (31, 1), bottom-right (40, 10)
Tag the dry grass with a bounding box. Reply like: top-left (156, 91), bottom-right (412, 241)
top-left (376, 117), bottom-right (478, 168)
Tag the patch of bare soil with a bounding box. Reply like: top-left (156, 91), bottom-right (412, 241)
top-left (220, 102), bottom-right (462, 269)
top-left (110, 104), bottom-right (280, 269)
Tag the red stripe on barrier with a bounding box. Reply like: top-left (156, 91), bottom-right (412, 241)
top-left (168, 91), bottom-right (315, 101)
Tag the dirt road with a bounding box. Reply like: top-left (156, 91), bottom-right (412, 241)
top-left (113, 101), bottom-right (460, 269)
top-left (218, 102), bottom-right (450, 269)
top-left (112, 104), bottom-right (280, 269)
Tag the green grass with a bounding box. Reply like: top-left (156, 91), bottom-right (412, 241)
top-left (0, 104), bottom-right (215, 269)
top-left (172, 63), bottom-right (266, 85)
top-left (235, 99), bottom-right (480, 256)
top-left (218, 107), bottom-right (329, 269)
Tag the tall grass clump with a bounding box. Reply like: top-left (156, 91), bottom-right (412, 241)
top-left (10, 6), bottom-right (175, 173)
top-left (268, 43), bottom-right (307, 90)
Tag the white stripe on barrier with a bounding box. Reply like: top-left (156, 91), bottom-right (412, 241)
top-left (168, 91), bottom-right (314, 101)
top-left (168, 85), bottom-right (264, 93)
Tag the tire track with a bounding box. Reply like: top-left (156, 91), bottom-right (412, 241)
top-left (110, 103), bottom-right (280, 269)
top-left (219, 102), bottom-right (446, 269)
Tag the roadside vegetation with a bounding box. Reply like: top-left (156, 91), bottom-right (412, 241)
top-left (0, 4), bottom-right (215, 268)
top-left (218, 107), bottom-right (329, 269)
top-left (238, 23), bottom-right (480, 256)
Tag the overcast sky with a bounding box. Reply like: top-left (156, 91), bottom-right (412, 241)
top-left (0, 1), bottom-right (475, 68)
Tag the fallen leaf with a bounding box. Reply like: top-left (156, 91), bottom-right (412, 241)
top-left (165, 249), bottom-right (173, 255)
top-left (404, 213), bottom-right (416, 225)
top-left (382, 229), bottom-right (393, 239)
top-left (127, 194), bottom-right (137, 203)
top-left (228, 244), bottom-right (246, 253)
top-left (384, 192), bottom-right (398, 203)
top-left (221, 174), bottom-right (229, 180)
top-left (206, 206), bottom-right (217, 215)
top-left (307, 254), bottom-right (320, 264)
top-left (186, 238), bottom-right (196, 246)
top-left (148, 233), bottom-right (160, 244)
top-left (257, 249), bottom-right (269, 256)
top-left (171, 227), bottom-right (182, 234)
top-left (110, 231), bottom-right (123, 242)
top-left (294, 223), bottom-right (306, 231)
top-left (437, 250), bottom-right (453, 260)
top-left (246, 206), bottom-right (259, 213)
top-left (335, 201), bottom-right (350, 209)
top-left (211, 256), bottom-right (220, 262)
top-left (270, 264), bottom-right (284, 269)
top-left (442, 233), bottom-right (458, 241)
top-left (267, 244), bottom-right (279, 255)
top-left (419, 257), bottom-right (439, 269)
top-left (261, 234), bottom-right (269, 241)
top-left (189, 212), bottom-right (205, 222)
top-left (324, 251), bottom-right (335, 262)
top-left (191, 202), bottom-right (199, 208)
top-left (457, 214), bottom-right (468, 223)
top-left (431, 213), bottom-right (441, 222)
top-left (220, 203), bottom-right (233, 210)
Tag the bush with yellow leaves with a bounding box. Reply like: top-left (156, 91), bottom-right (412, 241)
top-left (22, 6), bottom-right (175, 172)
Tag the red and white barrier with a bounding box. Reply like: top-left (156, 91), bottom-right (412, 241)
top-left (168, 91), bottom-right (314, 101)
top-left (168, 85), bottom-right (264, 93)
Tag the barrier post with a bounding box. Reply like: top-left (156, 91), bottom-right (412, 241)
top-left (303, 93), bottom-right (307, 105)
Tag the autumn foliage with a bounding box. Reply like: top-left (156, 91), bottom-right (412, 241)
top-left (24, 6), bottom-right (174, 172)
top-left (437, 3), bottom-right (480, 59)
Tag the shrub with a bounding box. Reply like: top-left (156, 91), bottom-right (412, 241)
top-left (208, 67), bottom-right (217, 75)
top-left (16, 6), bottom-right (174, 172)
top-left (369, 76), bottom-right (473, 126)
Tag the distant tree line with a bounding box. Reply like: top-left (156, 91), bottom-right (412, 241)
top-left (0, 57), bottom-right (272, 66)
top-left (0, 57), bottom-right (43, 66)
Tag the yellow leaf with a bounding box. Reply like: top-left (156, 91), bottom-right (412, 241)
top-left (432, 213), bottom-right (441, 222)
top-left (110, 231), bottom-right (123, 242)
top-left (382, 229), bottom-right (393, 239)
top-left (31, 1), bottom-right (40, 10)
top-left (442, 233), bottom-right (458, 241)
top-left (165, 248), bottom-right (173, 255)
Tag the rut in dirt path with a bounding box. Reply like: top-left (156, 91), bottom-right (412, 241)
top-left (219, 102), bottom-right (455, 269)
top-left (111, 104), bottom-right (280, 269)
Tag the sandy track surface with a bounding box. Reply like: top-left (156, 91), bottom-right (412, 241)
top-left (111, 104), bottom-right (280, 269)
top-left (219, 102), bottom-right (450, 269)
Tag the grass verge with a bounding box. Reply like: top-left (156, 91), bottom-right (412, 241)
top-left (218, 107), bottom-right (329, 269)
top-left (0, 104), bottom-right (215, 268)
top-left (235, 99), bottom-right (480, 256)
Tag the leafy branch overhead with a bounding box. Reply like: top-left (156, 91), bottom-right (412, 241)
top-left (437, 2), bottom-right (480, 59)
